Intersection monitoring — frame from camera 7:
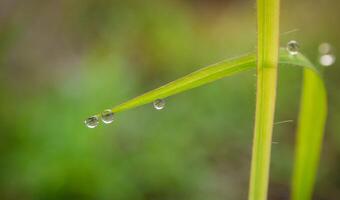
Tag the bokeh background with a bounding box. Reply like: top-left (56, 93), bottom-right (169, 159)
top-left (0, 0), bottom-right (339, 199)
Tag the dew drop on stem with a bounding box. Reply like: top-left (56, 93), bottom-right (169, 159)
top-left (287, 40), bottom-right (299, 55)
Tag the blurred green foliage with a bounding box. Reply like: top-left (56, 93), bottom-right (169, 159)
top-left (0, 0), bottom-right (339, 199)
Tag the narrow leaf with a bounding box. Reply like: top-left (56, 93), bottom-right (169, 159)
top-left (89, 49), bottom-right (319, 116)
top-left (292, 69), bottom-right (327, 200)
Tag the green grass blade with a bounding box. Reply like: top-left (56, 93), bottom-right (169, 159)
top-left (109, 53), bottom-right (256, 113)
top-left (292, 69), bottom-right (327, 200)
top-left (89, 49), bottom-right (318, 116)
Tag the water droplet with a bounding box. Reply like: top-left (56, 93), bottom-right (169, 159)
top-left (319, 54), bottom-right (335, 66)
top-left (287, 40), bottom-right (299, 55)
top-left (84, 116), bottom-right (99, 128)
top-left (318, 43), bottom-right (332, 54)
top-left (101, 109), bottom-right (114, 124)
top-left (153, 99), bottom-right (165, 110)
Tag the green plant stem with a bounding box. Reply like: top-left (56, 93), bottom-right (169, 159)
top-left (248, 0), bottom-right (280, 199)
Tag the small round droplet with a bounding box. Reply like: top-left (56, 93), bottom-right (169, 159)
top-left (153, 99), bottom-right (165, 110)
top-left (84, 116), bottom-right (99, 128)
top-left (287, 40), bottom-right (299, 55)
top-left (101, 109), bottom-right (114, 124)
top-left (319, 54), bottom-right (335, 66)
top-left (318, 43), bottom-right (332, 54)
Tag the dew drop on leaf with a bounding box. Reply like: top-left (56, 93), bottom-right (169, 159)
top-left (84, 116), bottom-right (99, 128)
top-left (101, 109), bottom-right (114, 124)
top-left (287, 40), bottom-right (299, 55)
top-left (318, 42), bottom-right (332, 54)
top-left (153, 99), bottom-right (165, 110)
top-left (319, 54), bottom-right (336, 66)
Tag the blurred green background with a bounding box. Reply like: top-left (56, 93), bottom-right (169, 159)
top-left (0, 0), bottom-right (339, 199)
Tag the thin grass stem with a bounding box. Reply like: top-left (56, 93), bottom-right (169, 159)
top-left (248, 0), bottom-right (280, 199)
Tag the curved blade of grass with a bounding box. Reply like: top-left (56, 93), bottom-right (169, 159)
top-left (90, 49), bottom-right (318, 116)
top-left (292, 69), bottom-right (327, 200)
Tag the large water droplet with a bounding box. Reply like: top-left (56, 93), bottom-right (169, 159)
top-left (101, 109), bottom-right (114, 124)
top-left (319, 54), bottom-right (336, 66)
top-left (318, 43), bottom-right (332, 54)
top-left (287, 40), bottom-right (299, 55)
top-left (84, 116), bottom-right (99, 128)
top-left (153, 99), bottom-right (165, 110)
